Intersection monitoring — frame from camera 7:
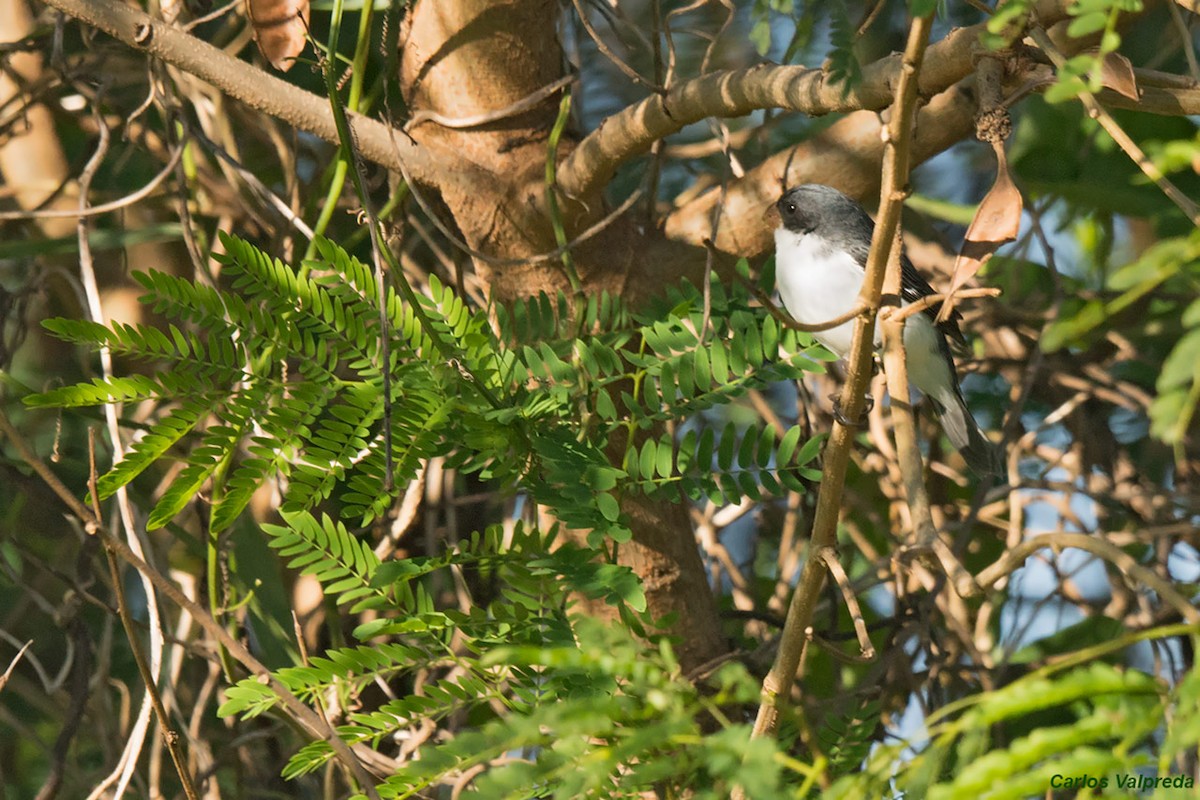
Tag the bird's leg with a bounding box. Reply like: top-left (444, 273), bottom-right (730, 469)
top-left (828, 392), bottom-right (874, 428)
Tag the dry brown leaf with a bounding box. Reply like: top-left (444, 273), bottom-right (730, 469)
top-left (247, 0), bottom-right (309, 72)
top-left (1099, 52), bottom-right (1139, 102)
top-left (937, 142), bottom-right (1022, 323)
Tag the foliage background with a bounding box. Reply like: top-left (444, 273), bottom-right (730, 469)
top-left (0, 0), bottom-right (1198, 797)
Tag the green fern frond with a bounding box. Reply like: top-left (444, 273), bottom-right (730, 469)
top-left (147, 382), bottom-right (270, 530)
top-left (218, 640), bottom-right (425, 721)
top-left (133, 269), bottom-right (233, 330)
top-left (24, 373), bottom-right (199, 408)
top-left (94, 398), bottom-right (212, 500)
top-left (498, 289), bottom-right (631, 344)
top-left (284, 380), bottom-right (386, 512)
top-left (339, 393), bottom-right (454, 524)
top-left (263, 509), bottom-right (386, 610)
top-left (346, 671), bottom-right (503, 745)
top-left (210, 380), bottom-right (335, 532)
top-left (41, 317), bottom-right (233, 366)
top-left (311, 235), bottom-right (384, 305)
top-left (215, 679), bottom-right (279, 720)
top-left (624, 423), bottom-right (823, 504)
top-left (219, 233), bottom-right (383, 370)
top-left (818, 698), bottom-right (884, 778)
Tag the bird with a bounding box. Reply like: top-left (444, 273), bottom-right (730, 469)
top-left (772, 183), bottom-right (1002, 477)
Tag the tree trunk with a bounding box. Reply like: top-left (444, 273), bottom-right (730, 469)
top-left (400, 0), bottom-right (727, 671)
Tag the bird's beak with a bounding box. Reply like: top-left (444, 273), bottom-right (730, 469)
top-left (762, 203), bottom-right (780, 225)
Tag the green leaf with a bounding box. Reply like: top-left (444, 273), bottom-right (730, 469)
top-left (1159, 329), bottom-right (1200, 391)
top-left (655, 438), bottom-right (674, 479)
top-left (596, 492), bottom-right (621, 522)
top-left (595, 389), bottom-right (618, 421)
top-left (750, 17), bottom-right (772, 56)
top-left (1067, 11), bottom-right (1109, 37)
top-left (710, 341), bottom-right (729, 385)
top-left (717, 422), bottom-right (737, 471)
top-left (693, 347), bottom-right (711, 391)
top-left (795, 432), bottom-right (826, 464)
top-left (777, 425), bottom-right (803, 465)
top-left (638, 439), bottom-right (656, 480)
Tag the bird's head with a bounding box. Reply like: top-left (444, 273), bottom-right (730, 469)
top-left (775, 184), bottom-right (863, 236)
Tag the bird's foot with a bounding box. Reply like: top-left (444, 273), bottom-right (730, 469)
top-left (829, 393), bottom-right (873, 428)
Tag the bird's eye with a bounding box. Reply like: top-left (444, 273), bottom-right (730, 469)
top-left (785, 202), bottom-right (797, 214)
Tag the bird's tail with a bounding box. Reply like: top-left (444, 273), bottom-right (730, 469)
top-left (931, 385), bottom-right (1004, 477)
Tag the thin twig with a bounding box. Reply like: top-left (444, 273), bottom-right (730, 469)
top-left (72, 93), bottom-right (167, 800)
top-left (1167, 0), bottom-right (1200, 82)
top-left (182, 0), bottom-right (242, 31)
top-left (0, 145), bottom-right (182, 220)
top-left (736, 271), bottom-right (867, 332)
top-left (87, 432), bottom-right (200, 800)
top-left (187, 125), bottom-right (316, 239)
top-left (570, 0), bottom-right (662, 92)
top-left (817, 549), bottom-right (874, 659)
top-left (0, 641), bottom-right (32, 693)
top-left (745, 10), bottom-right (935, 751)
top-left (885, 287), bottom-right (1001, 324)
top-left (40, 0), bottom-right (475, 191)
top-left (975, 532), bottom-right (1200, 624)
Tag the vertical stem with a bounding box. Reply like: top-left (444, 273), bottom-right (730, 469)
top-left (303, 0), bottom-right (379, 265)
top-left (88, 432), bottom-right (200, 800)
top-left (879, 224), bottom-right (937, 544)
top-left (746, 12), bottom-right (935, 745)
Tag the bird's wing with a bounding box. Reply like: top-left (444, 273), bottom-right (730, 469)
top-left (900, 254), bottom-right (965, 345)
top-left (843, 236), bottom-right (965, 346)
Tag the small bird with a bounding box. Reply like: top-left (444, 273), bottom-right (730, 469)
top-left (773, 184), bottom-right (1002, 477)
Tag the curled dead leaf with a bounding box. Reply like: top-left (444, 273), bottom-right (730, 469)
top-left (247, 0), bottom-right (309, 72)
top-left (937, 142), bottom-right (1022, 323)
top-left (1099, 51), bottom-right (1139, 102)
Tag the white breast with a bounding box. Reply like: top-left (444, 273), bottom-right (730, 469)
top-left (774, 227), bottom-right (956, 402)
top-left (774, 228), bottom-right (869, 356)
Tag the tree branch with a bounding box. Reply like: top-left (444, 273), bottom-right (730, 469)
top-left (38, 0), bottom-right (489, 195)
top-left (665, 81), bottom-right (977, 256)
top-left (975, 532), bottom-right (1200, 624)
top-left (557, 0), bottom-right (1075, 203)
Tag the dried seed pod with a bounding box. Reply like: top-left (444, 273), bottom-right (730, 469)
top-left (247, 0), bottom-right (309, 72)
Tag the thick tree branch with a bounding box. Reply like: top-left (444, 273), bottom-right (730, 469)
top-left (665, 82), bottom-right (977, 256)
top-left (557, 0), bottom-right (1075, 203)
top-left (38, 0), bottom-right (490, 195)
